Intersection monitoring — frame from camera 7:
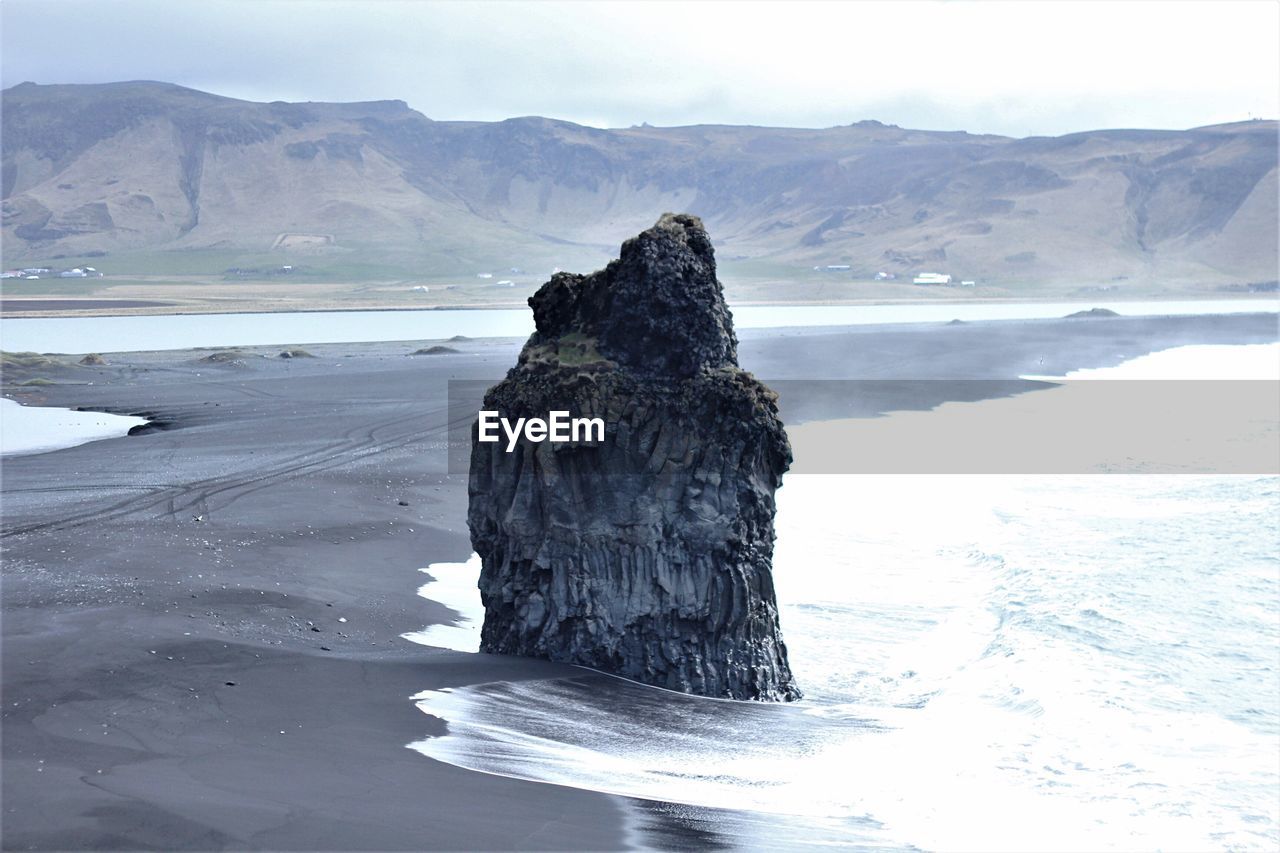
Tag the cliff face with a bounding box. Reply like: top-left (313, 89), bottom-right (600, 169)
top-left (468, 213), bottom-right (800, 700)
top-left (6, 82), bottom-right (1278, 287)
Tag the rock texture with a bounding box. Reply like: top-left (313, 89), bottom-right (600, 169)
top-left (469, 213), bottom-right (800, 700)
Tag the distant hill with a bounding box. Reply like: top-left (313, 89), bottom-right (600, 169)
top-left (2, 80), bottom-right (1277, 288)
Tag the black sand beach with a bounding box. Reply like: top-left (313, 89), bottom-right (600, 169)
top-left (2, 313), bottom-right (1277, 850)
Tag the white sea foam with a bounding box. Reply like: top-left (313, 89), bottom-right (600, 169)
top-left (401, 554), bottom-right (483, 652)
top-left (1023, 341), bottom-right (1280, 380)
top-left (0, 397), bottom-right (148, 457)
top-left (404, 342), bottom-right (1280, 850)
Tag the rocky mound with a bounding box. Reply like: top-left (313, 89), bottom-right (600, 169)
top-left (1065, 307), bottom-right (1121, 318)
top-left (468, 213), bottom-right (800, 701)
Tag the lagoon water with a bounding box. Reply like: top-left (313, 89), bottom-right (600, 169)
top-left (405, 345), bottom-right (1280, 850)
top-left (1, 298), bottom-right (1276, 354)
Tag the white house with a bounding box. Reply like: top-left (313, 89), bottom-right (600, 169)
top-left (913, 272), bottom-right (953, 285)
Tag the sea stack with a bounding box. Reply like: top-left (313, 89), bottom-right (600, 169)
top-left (468, 213), bottom-right (800, 701)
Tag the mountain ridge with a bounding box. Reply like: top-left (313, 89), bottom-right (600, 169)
top-left (3, 80), bottom-right (1276, 289)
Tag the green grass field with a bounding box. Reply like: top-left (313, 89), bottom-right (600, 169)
top-left (4, 245), bottom-right (1265, 311)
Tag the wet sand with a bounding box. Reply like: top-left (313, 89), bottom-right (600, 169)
top-left (2, 312), bottom-right (1276, 849)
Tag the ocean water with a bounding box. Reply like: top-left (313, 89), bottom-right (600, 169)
top-left (404, 343), bottom-right (1280, 850)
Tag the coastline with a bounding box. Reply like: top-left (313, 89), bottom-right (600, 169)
top-left (0, 331), bottom-right (631, 849)
top-left (2, 298), bottom-right (1276, 357)
top-left (2, 312), bottom-right (1278, 849)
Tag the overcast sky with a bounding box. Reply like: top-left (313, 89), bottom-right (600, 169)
top-left (3, 0), bottom-right (1277, 137)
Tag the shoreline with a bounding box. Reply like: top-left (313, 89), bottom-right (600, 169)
top-left (0, 329), bottom-right (632, 848)
top-left (3, 313), bottom-right (1278, 849)
top-left (3, 300), bottom-right (1276, 358)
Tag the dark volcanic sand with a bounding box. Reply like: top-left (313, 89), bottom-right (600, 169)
top-left (1, 299), bottom-right (177, 313)
top-left (2, 313), bottom-right (1277, 850)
